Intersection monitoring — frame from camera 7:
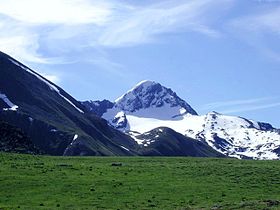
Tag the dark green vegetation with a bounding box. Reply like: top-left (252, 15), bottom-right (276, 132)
top-left (0, 121), bottom-right (38, 154)
top-left (0, 153), bottom-right (279, 210)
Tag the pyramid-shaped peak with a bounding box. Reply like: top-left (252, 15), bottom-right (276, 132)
top-left (114, 80), bottom-right (198, 115)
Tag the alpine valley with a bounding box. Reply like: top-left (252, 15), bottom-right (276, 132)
top-left (1, 51), bottom-right (280, 159)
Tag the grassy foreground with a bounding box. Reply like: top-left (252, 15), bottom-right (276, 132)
top-left (0, 153), bottom-right (279, 210)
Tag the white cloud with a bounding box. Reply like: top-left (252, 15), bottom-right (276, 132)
top-left (99, 0), bottom-right (231, 47)
top-left (0, 0), bottom-right (234, 64)
top-left (0, 0), bottom-right (112, 25)
top-left (0, 35), bottom-right (47, 63)
top-left (0, 15), bottom-right (46, 63)
top-left (0, 0), bottom-right (117, 64)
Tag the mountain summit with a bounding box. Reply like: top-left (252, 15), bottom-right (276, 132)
top-left (114, 80), bottom-right (198, 115)
top-left (83, 80), bottom-right (197, 123)
top-left (83, 80), bottom-right (198, 131)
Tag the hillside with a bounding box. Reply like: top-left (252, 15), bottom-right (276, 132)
top-left (0, 51), bottom-right (138, 156)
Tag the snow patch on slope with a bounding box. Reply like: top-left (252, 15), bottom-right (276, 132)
top-left (73, 134), bottom-right (79, 141)
top-left (70, 134), bottom-right (79, 146)
top-left (0, 93), bottom-right (18, 111)
top-left (120, 145), bottom-right (130, 151)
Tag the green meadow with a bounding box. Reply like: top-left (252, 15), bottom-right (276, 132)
top-left (0, 153), bottom-right (279, 210)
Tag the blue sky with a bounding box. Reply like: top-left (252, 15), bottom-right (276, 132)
top-left (0, 0), bottom-right (280, 127)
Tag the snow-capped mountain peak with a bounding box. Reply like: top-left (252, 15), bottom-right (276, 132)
top-left (114, 80), bottom-right (197, 115)
top-left (115, 80), bottom-right (155, 104)
top-left (82, 80), bottom-right (198, 131)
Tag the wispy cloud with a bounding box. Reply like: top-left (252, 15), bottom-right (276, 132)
top-left (88, 56), bottom-right (128, 78)
top-left (229, 4), bottom-right (280, 61)
top-left (220, 102), bottom-right (280, 114)
top-left (0, 16), bottom-right (46, 63)
top-left (200, 97), bottom-right (276, 110)
top-left (0, 0), bottom-right (233, 65)
top-left (0, 0), bottom-right (112, 25)
top-left (99, 0), bottom-right (230, 47)
top-left (201, 97), bottom-right (280, 115)
top-left (2, 0), bottom-right (280, 66)
top-left (0, 0), bottom-right (114, 64)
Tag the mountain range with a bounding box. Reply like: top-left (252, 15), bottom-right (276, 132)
top-left (0, 51), bottom-right (220, 157)
top-left (83, 81), bottom-right (280, 160)
top-left (1, 51), bottom-right (279, 159)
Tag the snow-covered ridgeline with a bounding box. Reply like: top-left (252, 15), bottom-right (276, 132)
top-left (198, 113), bottom-right (280, 160)
top-left (102, 107), bottom-right (280, 159)
top-left (9, 59), bottom-right (84, 114)
top-left (0, 93), bottom-right (18, 111)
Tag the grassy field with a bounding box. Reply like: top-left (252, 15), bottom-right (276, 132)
top-left (0, 153), bottom-right (279, 210)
